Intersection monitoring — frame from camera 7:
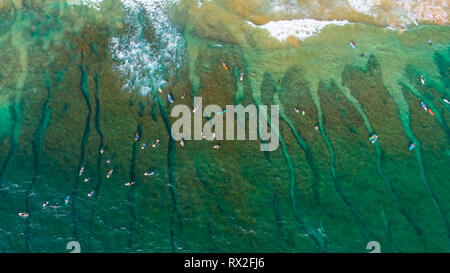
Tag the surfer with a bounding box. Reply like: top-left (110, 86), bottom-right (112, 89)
top-left (181, 92), bottom-right (186, 100)
top-left (88, 191), bottom-right (94, 198)
top-left (79, 167), bottom-right (85, 176)
top-left (100, 147), bottom-right (104, 154)
top-left (141, 143), bottom-right (147, 150)
top-left (314, 124), bottom-right (319, 132)
top-left (294, 107), bottom-right (300, 113)
top-left (42, 201), bottom-right (49, 208)
top-left (222, 62), bottom-right (229, 70)
top-left (349, 41), bottom-right (356, 49)
top-left (369, 133), bottom-right (378, 144)
top-left (168, 94), bottom-right (174, 103)
top-left (409, 143), bottom-right (416, 151)
top-left (213, 144), bottom-right (221, 150)
top-left (134, 132), bottom-right (140, 142)
top-left (84, 177), bottom-right (91, 183)
top-left (64, 196), bottom-right (70, 205)
top-left (420, 101), bottom-right (428, 111)
top-left (443, 98), bottom-right (450, 104)
top-left (106, 169), bottom-right (113, 179)
top-left (144, 171), bottom-right (155, 176)
top-left (152, 138), bottom-right (160, 148)
top-left (420, 75), bottom-right (425, 85)
top-left (106, 159), bottom-right (111, 165)
top-left (239, 73), bottom-right (244, 82)
top-left (19, 212), bottom-right (29, 218)
top-left (180, 139), bottom-right (185, 147)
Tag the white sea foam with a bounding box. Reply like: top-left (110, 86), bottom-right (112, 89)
top-left (110, 0), bottom-right (185, 95)
top-left (68, 0), bottom-right (103, 10)
top-left (247, 19), bottom-right (350, 42)
top-left (347, 0), bottom-right (377, 16)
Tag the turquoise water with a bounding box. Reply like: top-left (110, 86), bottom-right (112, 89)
top-left (0, 0), bottom-right (449, 252)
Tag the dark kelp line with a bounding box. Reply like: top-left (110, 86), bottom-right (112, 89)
top-left (71, 62), bottom-right (92, 241)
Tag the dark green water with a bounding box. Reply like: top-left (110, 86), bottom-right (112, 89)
top-left (0, 0), bottom-right (449, 252)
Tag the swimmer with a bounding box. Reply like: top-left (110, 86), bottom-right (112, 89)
top-left (87, 191), bottom-right (94, 198)
top-left (144, 171), bottom-right (155, 176)
top-left (152, 138), bottom-right (160, 148)
top-left (19, 212), bottom-right (29, 218)
top-left (125, 181), bottom-right (135, 186)
top-left (181, 92), bottom-right (186, 100)
top-left (42, 201), bottom-right (49, 208)
top-left (420, 75), bottom-right (425, 85)
top-left (106, 159), bottom-right (111, 165)
top-left (180, 139), bottom-right (185, 147)
top-left (100, 147), bottom-right (104, 154)
top-left (168, 94), bottom-right (174, 104)
top-left (193, 106), bottom-right (199, 113)
top-left (64, 195), bottom-right (70, 205)
top-left (79, 167), bottom-right (85, 176)
top-left (301, 110), bottom-right (305, 116)
top-left (50, 203), bottom-right (59, 209)
top-left (141, 143), bottom-right (147, 150)
top-left (213, 144), bottom-right (221, 150)
top-left (239, 73), bottom-right (244, 82)
top-left (106, 169), bottom-right (113, 179)
top-left (84, 177), bottom-right (91, 183)
top-left (134, 132), bottom-right (140, 142)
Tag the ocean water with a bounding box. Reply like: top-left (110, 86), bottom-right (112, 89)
top-left (0, 0), bottom-right (449, 253)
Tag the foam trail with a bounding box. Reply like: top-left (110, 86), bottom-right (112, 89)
top-left (311, 83), bottom-right (369, 243)
top-left (247, 66), bottom-right (325, 251)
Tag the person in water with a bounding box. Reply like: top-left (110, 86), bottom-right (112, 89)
top-left (144, 171), bottom-right (155, 176)
top-left (79, 167), bottom-right (85, 176)
top-left (106, 169), bottom-right (113, 179)
top-left (152, 138), bottom-right (160, 148)
top-left (19, 212), bottom-right (29, 218)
